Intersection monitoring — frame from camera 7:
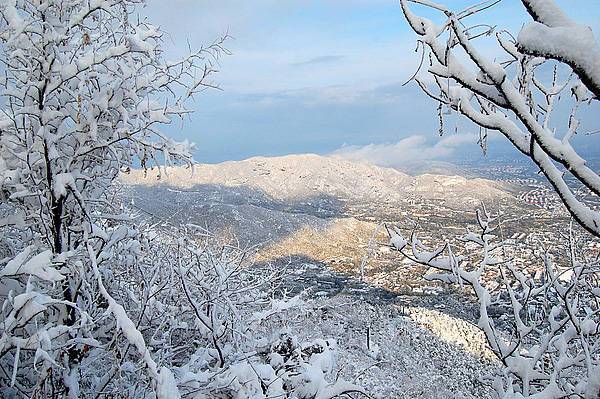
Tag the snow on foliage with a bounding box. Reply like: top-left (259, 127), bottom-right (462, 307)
top-left (399, 1), bottom-right (600, 390)
top-left (400, 0), bottom-right (600, 238)
top-left (388, 207), bottom-right (600, 398)
top-left (0, 0), bottom-right (220, 394)
top-left (0, 1), bottom-right (365, 398)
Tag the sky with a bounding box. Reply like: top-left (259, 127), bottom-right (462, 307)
top-left (143, 0), bottom-right (600, 166)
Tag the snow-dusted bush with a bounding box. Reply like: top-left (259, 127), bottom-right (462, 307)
top-left (400, 0), bottom-right (600, 237)
top-left (56, 224), bottom-right (363, 398)
top-left (388, 208), bottom-right (599, 398)
top-left (0, 0), bottom-right (223, 395)
top-left (0, 2), bottom-right (366, 397)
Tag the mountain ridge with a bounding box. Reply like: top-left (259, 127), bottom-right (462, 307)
top-left (119, 152), bottom-right (526, 306)
top-left (120, 153), bottom-right (513, 205)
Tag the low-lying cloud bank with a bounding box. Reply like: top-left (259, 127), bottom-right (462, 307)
top-left (330, 133), bottom-right (479, 168)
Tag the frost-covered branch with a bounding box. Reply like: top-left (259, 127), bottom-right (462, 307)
top-left (519, 0), bottom-right (600, 99)
top-left (0, 0), bottom-right (227, 396)
top-left (401, 0), bottom-right (600, 237)
top-left (388, 208), bottom-right (600, 398)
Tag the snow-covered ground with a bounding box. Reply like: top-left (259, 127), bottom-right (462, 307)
top-left (288, 294), bottom-right (497, 398)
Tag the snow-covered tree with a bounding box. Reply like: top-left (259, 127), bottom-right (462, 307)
top-left (399, 2), bottom-right (600, 395)
top-left (388, 209), bottom-right (600, 398)
top-left (0, 0), bottom-right (222, 396)
top-left (400, 0), bottom-right (600, 237)
top-left (0, 2), bottom-right (366, 398)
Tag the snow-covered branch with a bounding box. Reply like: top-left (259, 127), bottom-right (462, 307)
top-left (0, 0), bottom-right (226, 396)
top-left (400, 0), bottom-right (600, 237)
top-left (388, 208), bottom-right (600, 398)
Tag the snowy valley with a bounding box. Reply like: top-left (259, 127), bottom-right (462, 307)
top-left (116, 154), bottom-right (585, 398)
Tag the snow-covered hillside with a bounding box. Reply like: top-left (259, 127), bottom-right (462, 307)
top-left (119, 154), bottom-right (525, 296)
top-left (113, 154), bottom-right (525, 397)
top-left (121, 154), bottom-right (513, 206)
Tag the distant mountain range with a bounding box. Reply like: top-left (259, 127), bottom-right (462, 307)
top-left (121, 154), bottom-right (513, 207)
top-left (119, 154), bottom-right (519, 247)
top-left (119, 155), bottom-right (521, 284)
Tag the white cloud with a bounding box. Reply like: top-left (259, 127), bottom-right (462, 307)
top-left (330, 133), bottom-right (479, 167)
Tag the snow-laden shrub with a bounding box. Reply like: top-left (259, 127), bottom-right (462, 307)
top-left (0, 0), bottom-right (222, 395)
top-left (388, 207), bottom-right (600, 398)
top-left (0, 1), bottom-right (364, 397)
top-left (0, 214), bottom-right (365, 398)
